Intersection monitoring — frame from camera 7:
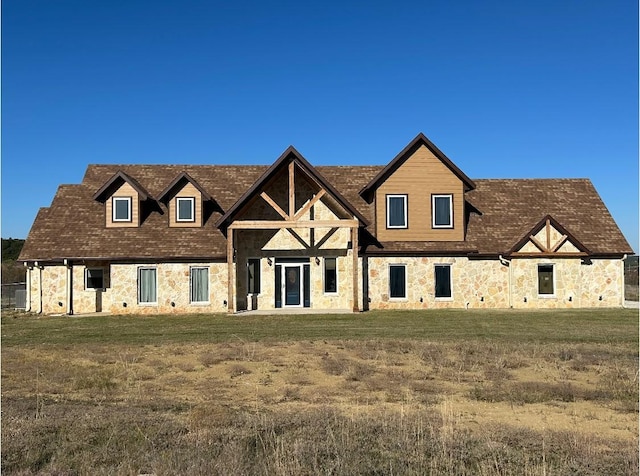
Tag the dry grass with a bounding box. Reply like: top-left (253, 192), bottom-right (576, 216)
top-left (2, 310), bottom-right (638, 474)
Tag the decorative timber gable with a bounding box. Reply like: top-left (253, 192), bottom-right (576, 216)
top-left (508, 215), bottom-right (590, 257)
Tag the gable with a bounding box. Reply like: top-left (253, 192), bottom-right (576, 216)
top-left (509, 215), bottom-right (590, 256)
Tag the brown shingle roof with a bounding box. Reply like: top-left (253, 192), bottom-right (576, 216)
top-left (18, 167), bottom-right (632, 262)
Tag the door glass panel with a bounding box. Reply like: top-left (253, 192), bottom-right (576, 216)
top-left (285, 266), bottom-right (301, 306)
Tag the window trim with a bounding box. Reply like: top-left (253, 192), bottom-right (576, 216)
top-left (84, 267), bottom-right (105, 291)
top-left (389, 263), bottom-right (407, 300)
top-left (137, 266), bottom-right (158, 305)
top-left (434, 264), bottom-right (453, 300)
top-left (247, 258), bottom-right (261, 295)
top-left (323, 257), bottom-right (338, 294)
top-left (386, 194), bottom-right (408, 229)
top-left (189, 266), bottom-right (210, 304)
top-left (176, 197), bottom-right (196, 222)
top-left (112, 196), bottom-right (132, 222)
top-left (431, 194), bottom-right (453, 229)
top-left (537, 263), bottom-right (556, 298)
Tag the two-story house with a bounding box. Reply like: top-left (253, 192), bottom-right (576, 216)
top-left (18, 133), bottom-right (632, 315)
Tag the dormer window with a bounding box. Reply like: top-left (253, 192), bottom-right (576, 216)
top-left (386, 195), bottom-right (407, 229)
top-left (176, 197), bottom-right (195, 222)
top-left (112, 197), bottom-right (132, 222)
top-left (432, 194), bottom-right (453, 228)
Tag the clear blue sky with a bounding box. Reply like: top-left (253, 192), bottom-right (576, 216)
top-left (2, 0), bottom-right (638, 252)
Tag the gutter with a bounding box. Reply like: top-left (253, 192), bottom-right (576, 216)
top-left (35, 262), bottom-right (43, 314)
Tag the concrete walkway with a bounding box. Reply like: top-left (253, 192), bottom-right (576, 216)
top-left (624, 300), bottom-right (639, 309)
top-left (237, 308), bottom-right (354, 315)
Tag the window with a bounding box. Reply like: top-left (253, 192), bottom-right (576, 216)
top-left (432, 194), bottom-right (453, 228)
top-left (538, 264), bottom-right (554, 296)
top-left (176, 197), bottom-right (195, 222)
top-left (386, 195), bottom-right (407, 229)
top-left (85, 268), bottom-right (104, 290)
top-left (389, 264), bottom-right (407, 299)
top-left (247, 258), bottom-right (261, 294)
top-left (138, 267), bottom-right (157, 304)
top-left (324, 257), bottom-right (337, 293)
top-left (434, 264), bottom-right (452, 299)
top-left (113, 197), bottom-right (132, 222)
top-left (190, 267), bottom-right (209, 303)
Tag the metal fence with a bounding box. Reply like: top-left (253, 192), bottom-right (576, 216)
top-left (1, 282), bottom-right (26, 310)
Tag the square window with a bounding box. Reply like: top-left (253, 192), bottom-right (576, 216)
top-left (138, 267), bottom-right (157, 304)
top-left (176, 197), bottom-right (195, 222)
top-left (247, 258), bottom-right (261, 294)
top-left (324, 257), bottom-right (337, 293)
top-left (389, 264), bottom-right (407, 299)
top-left (190, 267), bottom-right (209, 303)
top-left (538, 264), bottom-right (554, 296)
top-left (85, 268), bottom-right (104, 289)
top-left (434, 265), bottom-right (452, 299)
top-left (113, 197), bottom-right (131, 222)
top-left (386, 195), bottom-right (407, 228)
top-left (432, 195), bottom-right (453, 228)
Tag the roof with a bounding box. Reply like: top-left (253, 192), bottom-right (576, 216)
top-left (18, 167), bottom-right (632, 262)
top-left (359, 133), bottom-right (476, 202)
top-left (157, 171), bottom-right (215, 202)
top-left (93, 170), bottom-right (152, 202)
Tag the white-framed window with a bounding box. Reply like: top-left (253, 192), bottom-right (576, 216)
top-left (190, 267), bottom-right (209, 303)
top-left (85, 268), bottom-right (105, 290)
top-left (389, 264), bottom-right (407, 299)
top-left (176, 197), bottom-right (195, 222)
top-left (247, 258), bottom-right (261, 294)
top-left (434, 264), bottom-right (453, 299)
top-left (324, 257), bottom-right (338, 294)
top-left (538, 264), bottom-right (555, 297)
top-left (138, 267), bottom-right (157, 304)
top-left (386, 194), bottom-right (408, 229)
top-left (432, 194), bottom-right (453, 228)
top-left (113, 197), bottom-right (132, 222)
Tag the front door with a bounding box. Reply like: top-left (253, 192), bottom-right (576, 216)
top-left (284, 265), bottom-right (302, 307)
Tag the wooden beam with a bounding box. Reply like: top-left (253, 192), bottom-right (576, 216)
top-left (227, 228), bottom-right (234, 313)
top-left (351, 226), bottom-right (359, 312)
top-left (229, 219), bottom-right (359, 230)
top-left (549, 234), bottom-right (569, 253)
top-left (285, 228), bottom-right (310, 249)
top-left (260, 192), bottom-right (289, 220)
top-left (529, 235), bottom-right (548, 252)
top-left (293, 189), bottom-right (326, 220)
top-left (510, 252), bottom-right (588, 258)
top-left (546, 218), bottom-right (551, 251)
top-left (316, 227), bottom-right (339, 249)
top-left (288, 161), bottom-right (295, 218)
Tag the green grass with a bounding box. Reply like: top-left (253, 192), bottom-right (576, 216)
top-left (2, 308), bottom-right (637, 347)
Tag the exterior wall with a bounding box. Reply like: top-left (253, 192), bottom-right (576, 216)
top-left (511, 258), bottom-right (623, 309)
top-left (169, 182), bottom-right (202, 227)
top-left (374, 144), bottom-right (465, 242)
top-left (367, 257), bottom-right (509, 309)
top-left (105, 182), bottom-right (140, 227)
top-left (367, 256), bottom-right (624, 310)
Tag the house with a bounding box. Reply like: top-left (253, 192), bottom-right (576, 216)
top-left (18, 133), bottom-right (632, 315)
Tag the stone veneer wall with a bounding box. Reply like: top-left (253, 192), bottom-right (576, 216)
top-left (27, 257), bottom-right (623, 315)
top-left (30, 262), bottom-right (228, 315)
top-left (367, 256), bottom-right (623, 309)
top-left (510, 258), bottom-right (623, 308)
top-left (367, 257), bottom-right (509, 310)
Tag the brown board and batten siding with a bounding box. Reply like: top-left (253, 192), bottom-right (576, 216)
top-left (105, 182), bottom-right (140, 228)
top-left (169, 182), bottom-right (203, 227)
top-left (375, 144), bottom-right (464, 241)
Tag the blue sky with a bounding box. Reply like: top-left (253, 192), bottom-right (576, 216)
top-left (3, 0), bottom-right (638, 252)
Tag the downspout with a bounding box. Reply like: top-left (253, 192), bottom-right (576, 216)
top-left (621, 254), bottom-right (628, 308)
top-left (499, 255), bottom-right (512, 308)
top-left (64, 259), bottom-right (74, 316)
top-left (35, 261), bottom-right (43, 314)
top-left (25, 263), bottom-right (32, 312)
